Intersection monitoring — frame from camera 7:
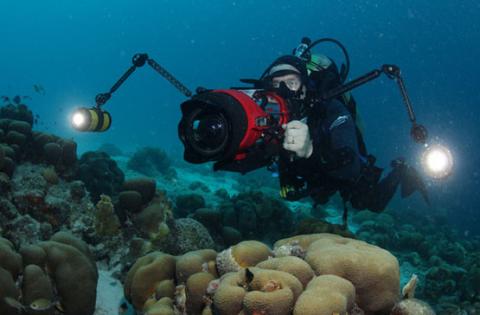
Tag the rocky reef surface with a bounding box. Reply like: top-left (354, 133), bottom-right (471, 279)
top-left (1, 102), bottom-right (479, 314)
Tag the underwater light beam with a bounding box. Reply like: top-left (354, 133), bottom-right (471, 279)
top-left (422, 144), bottom-right (453, 179)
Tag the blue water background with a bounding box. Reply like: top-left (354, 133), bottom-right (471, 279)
top-left (1, 0), bottom-right (479, 234)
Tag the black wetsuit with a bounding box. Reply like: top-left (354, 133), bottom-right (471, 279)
top-left (279, 98), bottom-right (405, 212)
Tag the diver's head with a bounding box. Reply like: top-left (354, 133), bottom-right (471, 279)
top-left (262, 55), bottom-right (308, 99)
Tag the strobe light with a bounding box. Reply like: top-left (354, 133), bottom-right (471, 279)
top-left (71, 107), bottom-right (112, 132)
top-left (421, 144), bottom-right (453, 179)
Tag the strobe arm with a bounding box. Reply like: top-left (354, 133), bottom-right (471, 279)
top-left (321, 64), bottom-right (428, 144)
top-left (95, 53), bottom-right (192, 108)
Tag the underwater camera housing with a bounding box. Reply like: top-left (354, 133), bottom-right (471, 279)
top-left (178, 89), bottom-right (289, 170)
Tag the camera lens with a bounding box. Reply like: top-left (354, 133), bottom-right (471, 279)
top-left (185, 109), bottom-right (229, 158)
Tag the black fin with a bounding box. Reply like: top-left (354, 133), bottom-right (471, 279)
top-left (401, 166), bottom-right (430, 205)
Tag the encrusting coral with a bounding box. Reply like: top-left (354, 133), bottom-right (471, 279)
top-left (125, 233), bottom-right (433, 315)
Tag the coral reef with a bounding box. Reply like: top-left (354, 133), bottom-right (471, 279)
top-left (127, 146), bottom-right (174, 177)
top-left (0, 232), bottom-right (98, 315)
top-left (125, 233), bottom-right (433, 315)
top-left (1, 163), bottom-right (94, 246)
top-left (76, 151), bottom-right (124, 202)
top-left (352, 207), bottom-right (480, 314)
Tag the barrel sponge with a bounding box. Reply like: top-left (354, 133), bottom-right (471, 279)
top-left (304, 234), bottom-right (400, 313)
top-left (0, 237), bottom-right (23, 278)
top-left (176, 249), bottom-right (217, 284)
top-left (216, 240), bottom-right (272, 275)
top-left (242, 267), bottom-right (303, 315)
top-left (212, 272), bottom-right (246, 315)
top-left (37, 240), bottom-right (97, 315)
top-left (186, 272), bottom-right (216, 315)
top-left (144, 297), bottom-right (175, 315)
top-left (124, 252), bottom-right (176, 310)
top-left (293, 275), bottom-right (355, 315)
top-left (21, 264), bottom-right (55, 307)
top-left (256, 256), bottom-right (314, 288)
top-left (135, 200), bottom-right (170, 242)
top-left (119, 190), bottom-right (144, 213)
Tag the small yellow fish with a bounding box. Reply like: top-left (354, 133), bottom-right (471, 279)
top-left (29, 298), bottom-right (54, 311)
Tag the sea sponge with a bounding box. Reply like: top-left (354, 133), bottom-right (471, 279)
top-left (293, 275), bottom-right (356, 315)
top-left (95, 194), bottom-right (121, 237)
top-left (176, 249), bottom-right (217, 284)
top-left (303, 234), bottom-right (400, 313)
top-left (135, 198), bottom-right (171, 242)
top-left (119, 190), bottom-right (144, 213)
top-left (186, 272), bottom-right (216, 315)
top-left (124, 251), bottom-right (176, 310)
top-left (256, 256), bottom-right (314, 288)
top-left (216, 240), bottom-right (273, 276)
top-left (122, 178), bottom-right (157, 204)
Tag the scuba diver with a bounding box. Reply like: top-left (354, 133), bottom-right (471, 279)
top-left (261, 50), bottom-right (429, 213)
top-left (72, 38), bottom-right (435, 220)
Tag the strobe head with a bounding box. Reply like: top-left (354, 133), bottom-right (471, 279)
top-left (71, 107), bottom-right (112, 132)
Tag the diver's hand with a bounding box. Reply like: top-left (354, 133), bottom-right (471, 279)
top-left (282, 120), bottom-right (313, 158)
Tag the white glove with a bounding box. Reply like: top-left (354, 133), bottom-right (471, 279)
top-left (282, 120), bottom-right (313, 158)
